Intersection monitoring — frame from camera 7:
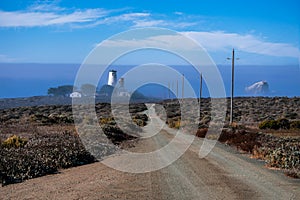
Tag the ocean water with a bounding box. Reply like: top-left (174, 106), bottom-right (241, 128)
top-left (0, 63), bottom-right (299, 98)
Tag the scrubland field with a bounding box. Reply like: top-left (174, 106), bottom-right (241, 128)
top-left (158, 97), bottom-right (300, 178)
top-left (0, 102), bottom-right (148, 185)
top-left (0, 97), bottom-right (299, 186)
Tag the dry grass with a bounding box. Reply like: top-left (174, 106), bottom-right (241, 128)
top-left (158, 97), bottom-right (300, 178)
top-left (0, 102), bottom-right (148, 186)
top-left (0, 124), bottom-right (95, 186)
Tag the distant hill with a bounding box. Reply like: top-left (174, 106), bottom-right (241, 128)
top-left (0, 94), bottom-right (162, 110)
top-left (0, 96), bottom-right (72, 110)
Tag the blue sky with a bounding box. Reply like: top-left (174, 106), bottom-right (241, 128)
top-left (0, 0), bottom-right (299, 65)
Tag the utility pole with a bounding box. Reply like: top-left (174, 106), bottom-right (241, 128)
top-left (227, 49), bottom-right (238, 124)
top-left (199, 73), bottom-right (203, 118)
top-left (176, 80), bottom-right (179, 98)
top-left (168, 82), bottom-right (170, 99)
top-left (230, 49), bottom-right (235, 124)
top-left (182, 74), bottom-right (185, 101)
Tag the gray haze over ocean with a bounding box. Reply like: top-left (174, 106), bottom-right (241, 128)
top-left (1, 63), bottom-right (299, 98)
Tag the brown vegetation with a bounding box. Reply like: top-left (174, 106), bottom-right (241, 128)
top-left (0, 102), bottom-right (148, 186)
top-left (158, 97), bottom-right (300, 178)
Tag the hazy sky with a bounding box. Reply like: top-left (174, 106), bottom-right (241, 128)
top-left (0, 0), bottom-right (299, 65)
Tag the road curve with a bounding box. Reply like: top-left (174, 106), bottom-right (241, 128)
top-left (1, 104), bottom-right (299, 199)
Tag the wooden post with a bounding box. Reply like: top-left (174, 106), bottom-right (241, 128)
top-left (182, 74), bottom-right (184, 101)
top-left (176, 80), bottom-right (179, 98)
top-left (230, 49), bottom-right (235, 124)
top-left (199, 73), bottom-right (203, 118)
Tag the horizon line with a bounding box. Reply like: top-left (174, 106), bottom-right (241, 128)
top-left (0, 62), bottom-right (298, 67)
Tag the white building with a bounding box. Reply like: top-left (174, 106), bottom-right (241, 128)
top-left (70, 92), bottom-right (82, 98)
top-left (119, 91), bottom-right (131, 97)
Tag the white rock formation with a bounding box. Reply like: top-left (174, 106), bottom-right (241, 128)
top-left (245, 81), bottom-right (269, 95)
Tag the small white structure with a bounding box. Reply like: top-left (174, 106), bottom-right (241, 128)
top-left (119, 77), bottom-right (125, 88)
top-left (119, 91), bottom-right (131, 97)
top-left (108, 70), bottom-right (117, 86)
top-left (117, 77), bottom-right (130, 97)
top-left (70, 92), bottom-right (82, 98)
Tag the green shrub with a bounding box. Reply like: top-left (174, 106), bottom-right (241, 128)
top-left (259, 118), bottom-right (295, 130)
top-left (277, 118), bottom-right (290, 129)
top-left (259, 120), bottom-right (279, 130)
top-left (266, 145), bottom-right (300, 170)
top-left (173, 120), bottom-right (181, 129)
top-left (284, 112), bottom-right (298, 120)
top-left (168, 119), bottom-right (181, 129)
top-left (2, 135), bottom-right (28, 148)
top-left (132, 114), bottom-right (148, 127)
top-left (99, 117), bottom-right (114, 125)
top-left (290, 121), bottom-right (300, 129)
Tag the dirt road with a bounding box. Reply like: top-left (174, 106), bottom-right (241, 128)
top-left (1, 104), bottom-right (299, 199)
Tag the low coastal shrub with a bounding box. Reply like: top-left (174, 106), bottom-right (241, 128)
top-left (290, 121), bottom-right (300, 129)
top-left (0, 132), bottom-right (95, 186)
top-left (132, 114), bottom-right (148, 127)
top-left (277, 118), bottom-right (290, 129)
top-left (259, 118), bottom-right (295, 130)
top-left (161, 98), bottom-right (300, 178)
top-left (259, 120), bottom-right (279, 130)
top-left (99, 117), bottom-right (114, 125)
top-left (167, 119), bottom-right (181, 129)
top-left (228, 130), bottom-right (261, 153)
top-left (266, 144), bottom-right (300, 170)
top-left (2, 135), bottom-right (28, 148)
top-left (133, 118), bottom-right (146, 127)
top-left (284, 168), bottom-right (300, 178)
top-left (218, 128), bottom-right (234, 142)
top-left (30, 113), bottom-right (74, 125)
top-left (0, 102), bottom-right (150, 186)
top-left (285, 112), bottom-right (298, 120)
top-left (251, 136), bottom-right (300, 178)
top-left (196, 128), bottom-right (208, 138)
top-left (258, 118), bottom-right (291, 130)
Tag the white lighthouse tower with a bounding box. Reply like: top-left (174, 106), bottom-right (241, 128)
top-left (107, 70), bottom-right (117, 86)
